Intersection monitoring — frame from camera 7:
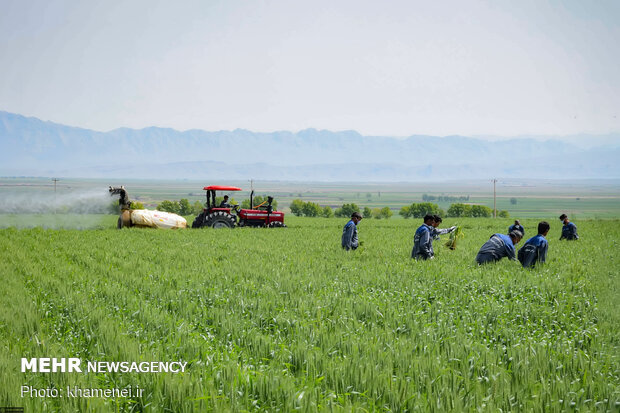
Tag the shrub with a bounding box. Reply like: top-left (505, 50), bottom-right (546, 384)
top-left (131, 201), bottom-right (145, 210)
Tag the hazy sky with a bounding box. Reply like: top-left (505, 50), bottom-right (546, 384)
top-left (1, 0), bottom-right (619, 137)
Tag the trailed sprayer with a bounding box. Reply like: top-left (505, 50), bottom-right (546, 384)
top-left (109, 186), bottom-right (187, 229)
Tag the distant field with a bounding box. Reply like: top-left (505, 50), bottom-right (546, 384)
top-left (1, 217), bottom-right (618, 411)
top-left (1, 177), bottom-right (619, 219)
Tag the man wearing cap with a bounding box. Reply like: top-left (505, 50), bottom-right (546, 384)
top-left (559, 214), bottom-right (578, 240)
top-left (412, 214), bottom-right (436, 260)
top-left (508, 220), bottom-right (525, 237)
top-left (518, 221), bottom-right (550, 268)
top-left (342, 212), bottom-right (363, 250)
top-left (475, 230), bottom-right (523, 265)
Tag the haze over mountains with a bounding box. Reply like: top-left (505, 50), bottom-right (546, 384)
top-left (1, 111), bottom-right (618, 181)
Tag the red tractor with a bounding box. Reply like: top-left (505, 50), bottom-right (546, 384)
top-left (191, 185), bottom-right (286, 229)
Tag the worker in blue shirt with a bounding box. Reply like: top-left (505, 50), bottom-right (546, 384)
top-left (518, 221), bottom-right (549, 268)
top-left (508, 220), bottom-right (525, 237)
top-left (431, 215), bottom-right (456, 241)
top-left (559, 214), bottom-right (579, 240)
top-left (342, 212), bottom-right (363, 250)
top-left (412, 214), bottom-right (435, 260)
top-left (476, 230), bottom-right (523, 265)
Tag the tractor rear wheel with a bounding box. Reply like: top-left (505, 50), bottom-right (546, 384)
top-left (192, 212), bottom-right (206, 228)
top-left (268, 221), bottom-right (286, 228)
top-left (205, 211), bottom-right (236, 228)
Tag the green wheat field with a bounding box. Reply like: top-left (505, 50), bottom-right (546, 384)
top-left (1, 215), bottom-right (618, 412)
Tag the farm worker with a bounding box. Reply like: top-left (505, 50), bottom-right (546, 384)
top-left (412, 214), bottom-right (436, 260)
top-left (342, 212), bottom-right (363, 250)
top-left (475, 230), bottom-right (523, 265)
top-left (559, 214), bottom-right (579, 240)
top-left (431, 215), bottom-right (457, 240)
top-left (219, 195), bottom-right (232, 208)
top-left (508, 220), bottom-right (525, 237)
top-left (518, 221), bottom-right (550, 268)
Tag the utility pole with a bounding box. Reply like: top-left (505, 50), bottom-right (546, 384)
top-left (492, 178), bottom-right (497, 218)
top-left (52, 178), bottom-right (59, 214)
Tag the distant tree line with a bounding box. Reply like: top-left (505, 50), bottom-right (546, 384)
top-left (289, 200), bottom-right (394, 219)
top-left (398, 202), bottom-right (508, 218)
top-left (157, 199), bottom-right (199, 215)
top-left (154, 198), bottom-right (507, 220)
top-left (422, 194), bottom-right (470, 202)
top-left (399, 202), bottom-right (444, 219)
top-left (290, 199), bottom-right (333, 217)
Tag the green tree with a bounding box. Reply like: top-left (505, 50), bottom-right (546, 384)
top-left (290, 199), bottom-right (305, 216)
top-left (498, 210), bottom-right (510, 218)
top-left (178, 199), bottom-right (192, 215)
top-left (192, 200), bottom-right (204, 215)
top-left (470, 205), bottom-right (493, 217)
top-left (447, 203), bottom-right (472, 217)
top-left (372, 207), bottom-right (382, 219)
top-left (399, 205), bottom-right (411, 218)
top-left (157, 200), bottom-right (180, 214)
top-left (322, 206), bottom-right (334, 218)
top-left (510, 197), bottom-right (518, 205)
top-left (408, 202), bottom-right (442, 218)
top-left (379, 206), bottom-right (393, 219)
top-left (302, 202), bottom-right (322, 217)
top-left (363, 206), bottom-right (373, 218)
top-left (335, 203), bottom-right (360, 218)
top-left (131, 201), bottom-right (145, 210)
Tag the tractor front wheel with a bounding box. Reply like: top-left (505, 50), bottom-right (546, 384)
top-left (205, 211), bottom-right (236, 228)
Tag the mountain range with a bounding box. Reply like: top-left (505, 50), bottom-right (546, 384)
top-left (1, 111), bottom-right (618, 181)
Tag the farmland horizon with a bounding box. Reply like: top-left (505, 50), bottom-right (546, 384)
top-left (2, 177), bottom-right (619, 222)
